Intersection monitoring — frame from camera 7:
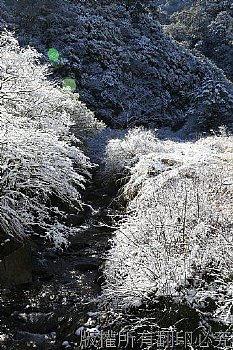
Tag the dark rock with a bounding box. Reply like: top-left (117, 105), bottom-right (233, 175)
top-left (0, 231), bottom-right (22, 259)
top-left (75, 257), bottom-right (100, 271)
top-left (66, 213), bottom-right (86, 226)
top-left (15, 330), bottom-right (56, 347)
top-left (0, 244), bottom-right (32, 286)
top-left (69, 241), bottom-right (90, 251)
top-left (14, 312), bottom-right (58, 334)
top-left (33, 269), bottom-right (54, 282)
top-left (32, 255), bottom-right (54, 282)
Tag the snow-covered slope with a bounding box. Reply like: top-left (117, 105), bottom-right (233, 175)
top-left (102, 128), bottom-right (233, 325)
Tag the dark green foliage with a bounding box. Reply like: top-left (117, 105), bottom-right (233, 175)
top-left (187, 79), bottom-right (233, 131)
top-left (165, 0), bottom-right (233, 81)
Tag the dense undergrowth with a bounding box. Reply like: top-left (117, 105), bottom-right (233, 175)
top-left (162, 0), bottom-right (233, 81)
top-left (101, 128), bottom-right (233, 329)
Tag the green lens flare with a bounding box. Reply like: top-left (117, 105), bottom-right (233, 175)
top-left (47, 48), bottom-right (60, 62)
top-left (63, 78), bottom-right (76, 92)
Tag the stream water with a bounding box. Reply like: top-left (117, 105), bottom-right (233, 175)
top-left (0, 171), bottom-right (118, 349)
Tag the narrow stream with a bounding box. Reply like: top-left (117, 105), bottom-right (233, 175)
top-left (0, 169), bottom-right (118, 349)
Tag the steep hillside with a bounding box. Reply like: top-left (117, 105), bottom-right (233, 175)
top-left (163, 0), bottom-right (233, 81)
top-left (2, 0), bottom-right (233, 133)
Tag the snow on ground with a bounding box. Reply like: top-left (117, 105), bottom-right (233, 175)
top-left (101, 127), bottom-right (233, 325)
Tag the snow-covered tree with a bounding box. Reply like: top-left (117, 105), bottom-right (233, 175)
top-left (0, 31), bottom-right (104, 248)
top-left (184, 78), bottom-right (233, 132)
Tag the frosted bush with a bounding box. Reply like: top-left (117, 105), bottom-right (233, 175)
top-left (102, 128), bottom-right (233, 324)
top-left (0, 32), bottom-right (103, 247)
top-left (104, 128), bottom-right (161, 178)
top-left (0, 124), bottom-right (88, 242)
top-left (0, 31), bottom-right (103, 140)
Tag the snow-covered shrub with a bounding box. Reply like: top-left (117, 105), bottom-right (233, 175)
top-left (103, 128), bottom-right (160, 179)
top-left (0, 32), bottom-right (103, 247)
top-left (101, 128), bottom-right (233, 325)
top-left (0, 32), bottom-right (103, 140)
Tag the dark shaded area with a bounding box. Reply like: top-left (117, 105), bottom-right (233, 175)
top-left (0, 172), bottom-right (119, 349)
top-left (164, 0), bottom-right (233, 81)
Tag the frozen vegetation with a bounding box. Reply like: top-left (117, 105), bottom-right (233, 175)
top-left (163, 0), bottom-right (233, 81)
top-left (102, 128), bottom-right (233, 325)
top-left (1, 0), bottom-right (233, 132)
top-left (0, 32), bottom-right (103, 248)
